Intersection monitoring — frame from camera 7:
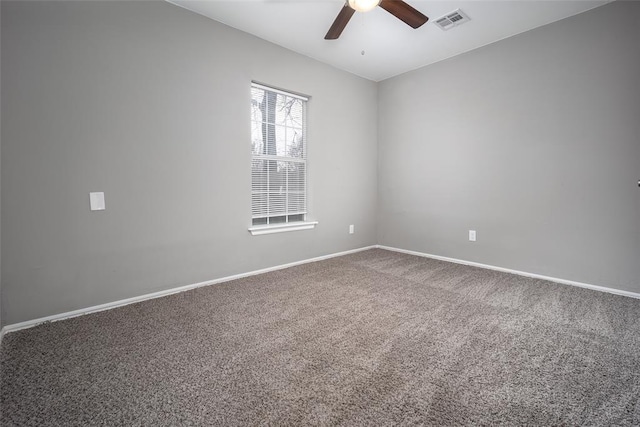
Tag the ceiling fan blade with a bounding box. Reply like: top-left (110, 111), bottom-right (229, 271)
top-left (325, 4), bottom-right (356, 40)
top-left (378, 0), bottom-right (428, 29)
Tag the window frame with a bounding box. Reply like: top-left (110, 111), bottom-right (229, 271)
top-left (248, 82), bottom-right (317, 235)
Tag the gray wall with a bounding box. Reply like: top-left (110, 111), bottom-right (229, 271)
top-left (0, 0), bottom-right (3, 328)
top-left (1, 1), bottom-right (378, 324)
top-left (378, 1), bottom-right (640, 293)
top-left (3, 0), bottom-right (639, 327)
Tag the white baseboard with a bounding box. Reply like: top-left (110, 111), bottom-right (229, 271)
top-left (377, 245), bottom-right (640, 300)
top-left (0, 245), bottom-right (377, 338)
top-left (2, 243), bottom-right (637, 345)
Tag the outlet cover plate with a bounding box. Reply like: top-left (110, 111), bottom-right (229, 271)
top-left (90, 192), bottom-right (105, 211)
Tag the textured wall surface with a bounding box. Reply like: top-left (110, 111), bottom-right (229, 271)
top-left (378, 1), bottom-right (640, 292)
top-left (1, 1), bottom-right (378, 324)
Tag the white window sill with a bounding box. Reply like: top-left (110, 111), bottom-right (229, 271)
top-left (248, 221), bottom-right (318, 236)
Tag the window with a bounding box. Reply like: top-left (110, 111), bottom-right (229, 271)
top-left (249, 83), bottom-right (316, 235)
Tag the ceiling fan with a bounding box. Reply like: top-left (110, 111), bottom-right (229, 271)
top-left (325, 0), bottom-right (429, 40)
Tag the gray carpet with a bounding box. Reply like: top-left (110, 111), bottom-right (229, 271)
top-left (2, 249), bottom-right (640, 426)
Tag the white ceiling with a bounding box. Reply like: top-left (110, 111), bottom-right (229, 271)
top-left (168, 0), bottom-right (609, 81)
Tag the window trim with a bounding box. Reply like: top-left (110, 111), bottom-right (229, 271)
top-left (249, 82), bottom-right (313, 233)
top-left (248, 221), bottom-right (318, 236)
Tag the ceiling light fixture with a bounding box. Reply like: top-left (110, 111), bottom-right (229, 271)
top-left (348, 0), bottom-right (381, 13)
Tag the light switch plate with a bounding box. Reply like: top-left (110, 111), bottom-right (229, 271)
top-left (89, 192), bottom-right (105, 211)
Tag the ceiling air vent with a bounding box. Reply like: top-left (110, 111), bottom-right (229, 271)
top-left (434, 9), bottom-right (470, 31)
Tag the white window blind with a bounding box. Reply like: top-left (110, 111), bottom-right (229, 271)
top-left (250, 83), bottom-right (308, 227)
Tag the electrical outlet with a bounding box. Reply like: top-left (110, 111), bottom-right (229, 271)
top-left (349, 224), bottom-right (355, 234)
top-left (469, 230), bottom-right (476, 242)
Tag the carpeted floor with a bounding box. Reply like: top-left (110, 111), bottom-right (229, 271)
top-left (2, 249), bottom-right (640, 425)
